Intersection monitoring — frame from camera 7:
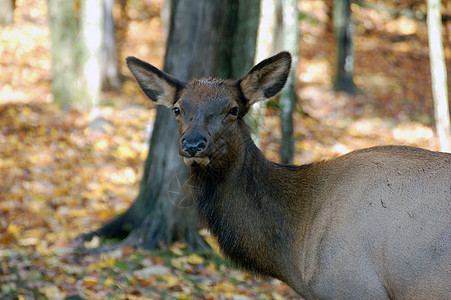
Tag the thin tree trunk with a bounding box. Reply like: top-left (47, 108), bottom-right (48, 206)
top-left (101, 0), bottom-right (121, 90)
top-left (216, 0), bottom-right (262, 143)
top-left (79, 0), bottom-right (103, 111)
top-left (427, 0), bottom-right (451, 152)
top-left (247, 0), bottom-right (278, 146)
top-left (333, 0), bottom-right (357, 94)
top-left (241, 0), bottom-right (265, 145)
top-left (279, 0), bottom-right (298, 164)
top-left (47, 0), bottom-right (79, 109)
top-left (0, 0), bottom-right (14, 25)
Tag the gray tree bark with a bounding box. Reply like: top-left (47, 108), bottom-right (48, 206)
top-left (247, 0), bottom-right (278, 146)
top-left (48, 0), bottom-right (104, 111)
top-left (427, 0), bottom-right (451, 152)
top-left (279, 0), bottom-right (298, 164)
top-left (101, 0), bottom-right (121, 90)
top-left (79, 0), bottom-right (103, 111)
top-left (0, 0), bottom-right (14, 25)
top-left (217, 0), bottom-right (262, 142)
top-left (333, 0), bottom-right (357, 94)
top-left (47, 0), bottom-right (80, 109)
top-left (84, 0), bottom-right (236, 250)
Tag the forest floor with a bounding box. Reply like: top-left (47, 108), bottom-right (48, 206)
top-left (1, 0), bottom-right (450, 299)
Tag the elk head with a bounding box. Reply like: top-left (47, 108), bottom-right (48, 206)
top-left (126, 52), bottom-right (291, 168)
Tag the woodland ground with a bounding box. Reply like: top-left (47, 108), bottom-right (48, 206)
top-left (0, 0), bottom-right (450, 299)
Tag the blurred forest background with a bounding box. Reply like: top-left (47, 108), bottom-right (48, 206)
top-left (0, 0), bottom-right (450, 299)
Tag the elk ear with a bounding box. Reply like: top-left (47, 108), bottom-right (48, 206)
top-left (239, 51), bottom-right (291, 107)
top-left (126, 57), bottom-right (184, 108)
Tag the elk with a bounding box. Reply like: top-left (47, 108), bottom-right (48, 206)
top-left (127, 52), bottom-right (450, 299)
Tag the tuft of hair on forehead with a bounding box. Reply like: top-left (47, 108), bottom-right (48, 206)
top-left (189, 77), bottom-right (234, 89)
top-left (181, 77), bottom-right (240, 100)
top-left (196, 77), bottom-right (222, 86)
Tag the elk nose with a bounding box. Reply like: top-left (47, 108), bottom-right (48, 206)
top-left (181, 138), bottom-right (207, 157)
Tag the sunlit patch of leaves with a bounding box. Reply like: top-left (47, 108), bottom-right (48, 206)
top-left (1, 242), bottom-right (299, 299)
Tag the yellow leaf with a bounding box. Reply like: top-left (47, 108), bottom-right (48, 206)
top-left (125, 273), bottom-right (136, 286)
top-left (206, 262), bottom-right (216, 272)
top-left (169, 242), bottom-right (186, 256)
top-left (101, 256), bottom-right (117, 268)
top-left (40, 285), bottom-right (65, 299)
top-left (50, 127), bottom-right (60, 139)
top-left (163, 274), bottom-right (179, 289)
top-left (170, 257), bottom-right (184, 270)
top-left (109, 167), bottom-right (137, 184)
top-left (103, 277), bottom-right (115, 287)
top-left (83, 277), bottom-right (98, 286)
top-left (187, 254), bottom-right (204, 265)
top-left (98, 209), bottom-right (112, 220)
top-left (7, 223), bottom-right (21, 238)
top-left (84, 235), bottom-right (101, 249)
top-left (70, 209), bottom-right (89, 218)
top-left (95, 137), bottom-right (110, 150)
top-left (214, 281), bottom-right (236, 293)
top-left (200, 230), bottom-right (222, 257)
top-left (37, 125), bottom-right (47, 136)
top-left (117, 145), bottom-right (135, 159)
top-left (2, 83), bottom-right (12, 93)
top-left (29, 152), bottom-right (53, 165)
top-left (19, 237), bottom-right (38, 246)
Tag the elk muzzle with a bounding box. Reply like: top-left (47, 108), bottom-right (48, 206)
top-left (180, 134), bottom-right (211, 167)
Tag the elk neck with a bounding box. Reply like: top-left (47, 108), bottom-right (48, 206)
top-left (189, 119), bottom-right (313, 281)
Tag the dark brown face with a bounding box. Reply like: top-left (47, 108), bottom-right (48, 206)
top-left (172, 79), bottom-right (242, 167)
top-left (126, 51), bottom-right (292, 168)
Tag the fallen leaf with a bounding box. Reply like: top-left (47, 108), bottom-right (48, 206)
top-left (163, 274), bottom-right (180, 289)
top-left (83, 235), bottom-right (101, 249)
top-left (187, 253), bottom-right (204, 265)
top-left (83, 276), bottom-right (98, 286)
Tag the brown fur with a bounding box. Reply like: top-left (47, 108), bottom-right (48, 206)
top-left (127, 52), bottom-right (451, 299)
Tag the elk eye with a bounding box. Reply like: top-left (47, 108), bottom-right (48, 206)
top-left (173, 107), bottom-right (180, 116)
top-left (228, 106), bottom-right (240, 117)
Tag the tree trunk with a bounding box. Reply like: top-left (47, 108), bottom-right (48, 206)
top-left (84, 0), bottom-right (234, 251)
top-left (216, 0), bottom-right (262, 143)
top-left (279, 0), bottom-right (298, 164)
top-left (47, 0), bottom-right (80, 109)
top-left (427, 0), bottom-right (451, 152)
top-left (333, 0), bottom-right (357, 94)
top-left (0, 0), bottom-right (14, 25)
top-left (101, 0), bottom-right (121, 90)
top-left (246, 0), bottom-right (277, 146)
top-left (48, 0), bottom-right (104, 111)
top-left (78, 0), bottom-right (103, 111)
